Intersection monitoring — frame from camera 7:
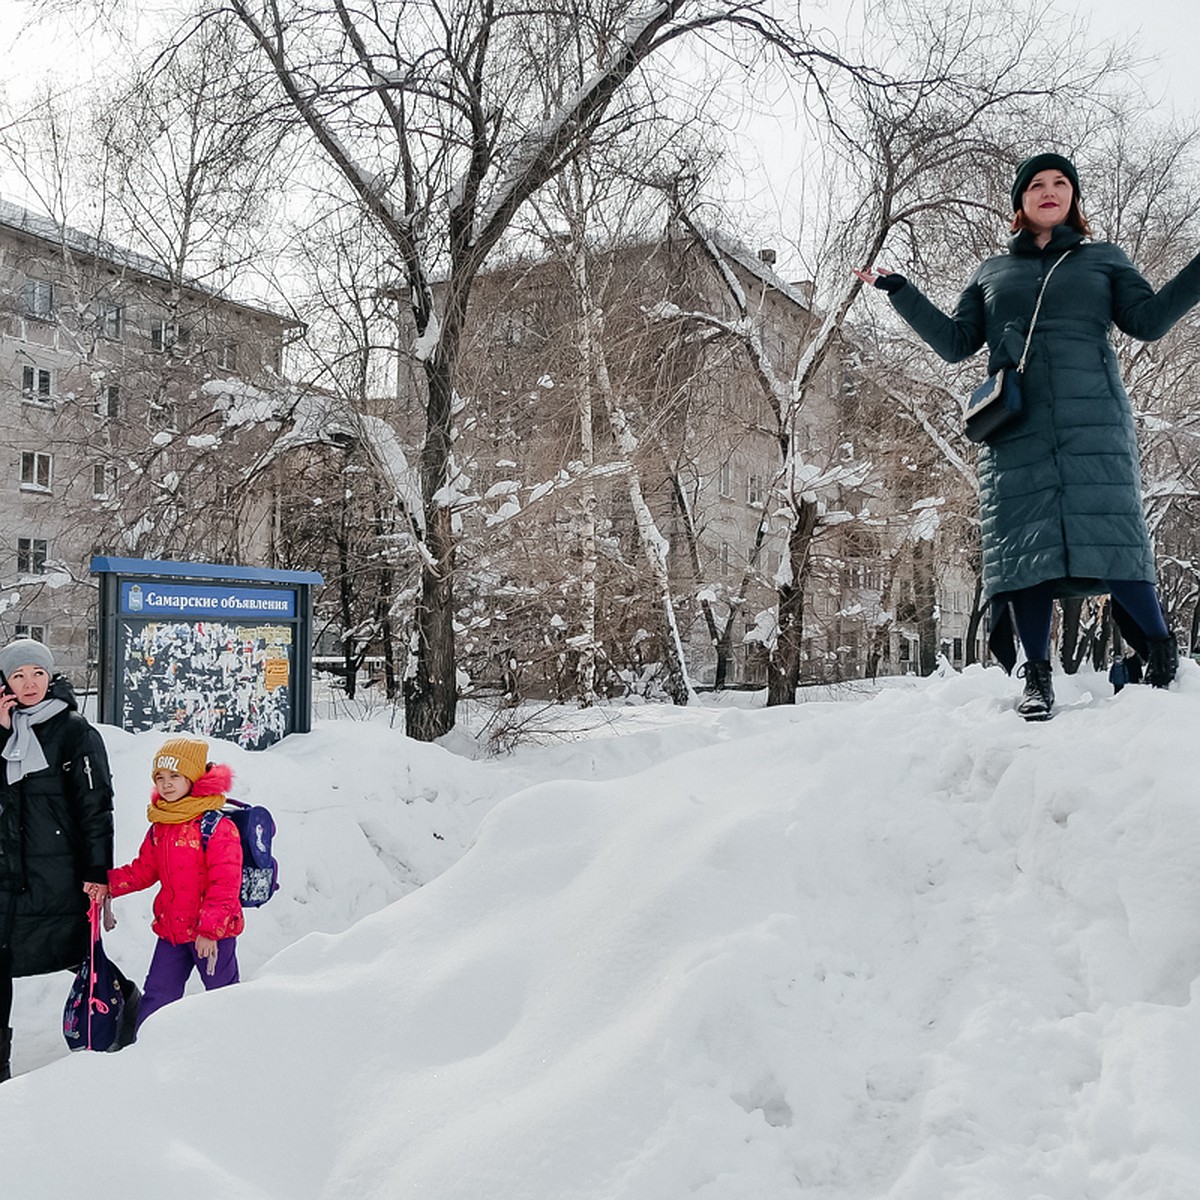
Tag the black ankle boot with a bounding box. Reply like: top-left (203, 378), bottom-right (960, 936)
top-left (1016, 659), bottom-right (1055, 721)
top-left (0, 1026), bottom-right (11, 1083)
top-left (1146, 634), bottom-right (1179, 689)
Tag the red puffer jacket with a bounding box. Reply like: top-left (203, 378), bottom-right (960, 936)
top-left (108, 765), bottom-right (245, 944)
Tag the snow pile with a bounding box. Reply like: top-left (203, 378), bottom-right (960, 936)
top-left (3, 665), bottom-right (1200, 1198)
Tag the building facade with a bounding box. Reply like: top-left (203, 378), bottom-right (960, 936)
top-left (388, 225), bottom-right (984, 699)
top-left (0, 200), bottom-right (297, 682)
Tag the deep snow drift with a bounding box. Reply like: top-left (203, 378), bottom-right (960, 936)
top-left (3, 665), bottom-right (1200, 1198)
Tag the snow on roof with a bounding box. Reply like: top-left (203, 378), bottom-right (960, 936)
top-left (0, 197), bottom-right (294, 324)
top-left (703, 228), bottom-right (812, 312)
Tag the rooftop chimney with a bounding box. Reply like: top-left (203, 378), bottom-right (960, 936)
top-left (758, 248), bottom-right (777, 266)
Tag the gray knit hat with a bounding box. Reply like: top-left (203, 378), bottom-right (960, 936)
top-left (0, 638), bottom-right (54, 680)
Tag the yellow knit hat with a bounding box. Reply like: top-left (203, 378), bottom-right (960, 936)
top-left (151, 736), bottom-right (209, 784)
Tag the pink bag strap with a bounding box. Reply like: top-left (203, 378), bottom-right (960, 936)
top-left (86, 899), bottom-right (101, 1049)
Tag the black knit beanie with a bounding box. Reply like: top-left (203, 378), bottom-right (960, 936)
top-left (1011, 153), bottom-right (1080, 212)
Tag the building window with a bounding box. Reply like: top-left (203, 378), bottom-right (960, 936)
top-left (747, 474), bottom-right (763, 506)
top-left (14, 623), bottom-right (46, 642)
top-left (92, 462), bottom-right (117, 499)
top-left (720, 541), bottom-right (731, 577)
top-left (17, 537), bottom-right (48, 575)
top-left (23, 278), bottom-right (55, 318)
top-left (151, 319), bottom-right (190, 352)
top-left (719, 461), bottom-right (733, 498)
top-left (218, 341), bottom-right (238, 370)
top-left (21, 365), bottom-right (54, 403)
top-left (953, 637), bottom-right (964, 661)
top-left (101, 303), bottom-right (123, 339)
top-left (20, 451), bottom-right (52, 492)
top-left (96, 383), bottom-right (120, 418)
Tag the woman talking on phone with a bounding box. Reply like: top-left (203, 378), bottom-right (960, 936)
top-left (856, 153), bottom-right (1200, 719)
top-left (0, 638), bottom-right (113, 1081)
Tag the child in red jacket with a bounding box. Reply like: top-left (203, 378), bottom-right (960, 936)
top-left (109, 736), bottom-right (244, 1029)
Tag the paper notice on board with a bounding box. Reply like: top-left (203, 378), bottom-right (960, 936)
top-left (264, 657), bottom-right (290, 691)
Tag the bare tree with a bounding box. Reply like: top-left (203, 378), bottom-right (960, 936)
top-left (210, 0), bottom-right (883, 737)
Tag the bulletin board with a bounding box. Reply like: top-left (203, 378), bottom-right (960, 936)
top-left (91, 557), bottom-right (323, 750)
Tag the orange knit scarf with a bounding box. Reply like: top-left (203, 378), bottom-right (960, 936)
top-left (147, 791), bottom-right (227, 825)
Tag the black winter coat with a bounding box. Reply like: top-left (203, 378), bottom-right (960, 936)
top-left (888, 224), bottom-right (1200, 603)
top-left (0, 677), bottom-right (114, 976)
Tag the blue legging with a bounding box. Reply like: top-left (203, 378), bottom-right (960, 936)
top-left (1010, 580), bottom-right (1167, 661)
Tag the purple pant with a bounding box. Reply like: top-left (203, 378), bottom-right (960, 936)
top-left (137, 937), bottom-right (240, 1029)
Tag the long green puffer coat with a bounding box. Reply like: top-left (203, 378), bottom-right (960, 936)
top-left (888, 224), bottom-right (1200, 603)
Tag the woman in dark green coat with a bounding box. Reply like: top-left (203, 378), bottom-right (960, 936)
top-left (856, 153), bottom-right (1199, 719)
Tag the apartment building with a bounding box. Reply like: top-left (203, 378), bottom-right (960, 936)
top-left (0, 199), bottom-right (298, 681)
top-left (386, 225), bottom-right (982, 697)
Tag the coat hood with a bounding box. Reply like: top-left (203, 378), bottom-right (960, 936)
top-left (46, 674), bottom-right (80, 711)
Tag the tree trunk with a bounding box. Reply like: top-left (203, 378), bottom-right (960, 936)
top-left (1060, 595), bottom-right (1083, 674)
top-left (337, 512), bottom-right (357, 701)
top-left (667, 472), bottom-right (726, 687)
top-left (767, 499), bottom-right (818, 705)
top-left (404, 504), bottom-right (457, 739)
top-left (912, 537), bottom-right (938, 676)
top-left (866, 559), bottom-right (899, 680)
top-left (404, 359), bottom-right (457, 741)
top-left (1092, 602), bottom-right (1111, 672)
top-left (587, 298), bottom-right (693, 705)
top-left (964, 576), bottom-right (985, 666)
top-left (373, 495), bottom-right (399, 701)
top-left (570, 233), bottom-right (600, 708)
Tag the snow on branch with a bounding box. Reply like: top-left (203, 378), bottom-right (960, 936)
top-left (480, 461), bottom-right (634, 529)
top-left (647, 301), bottom-right (792, 420)
top-left (471, 0), bottom-right (685, 248)
top-left (358, 415), bottom-right (426, 531)
top-left (878, 380), bottom-right (978, 494)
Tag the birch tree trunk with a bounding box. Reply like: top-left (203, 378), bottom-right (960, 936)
top-left (569, 241), bottom-right (600, 707)
top-left (590, 324), bottom-right (695, 705)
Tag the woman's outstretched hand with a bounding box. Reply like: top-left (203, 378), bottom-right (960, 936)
top-left (853, 266), bottom-right (892, 286)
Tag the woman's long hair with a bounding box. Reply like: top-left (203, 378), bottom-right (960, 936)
top-left (1010, 195), bottom-right (1093, 237)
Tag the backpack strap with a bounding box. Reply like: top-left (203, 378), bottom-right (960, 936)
top-left (198, 809), bottom-right (225, 850)
top-left (199, 798), bottom-right (247, 849)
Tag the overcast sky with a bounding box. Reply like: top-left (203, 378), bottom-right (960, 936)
top-left (2, 0), bottom-right (1199, 265)
top-left (1080, 0), bottom-right (1200, 106)
top-left (717, 0), bottom-right (1200, 273)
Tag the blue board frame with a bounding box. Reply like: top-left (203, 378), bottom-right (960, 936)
top-left (91, 556), bottom-right (323, 749)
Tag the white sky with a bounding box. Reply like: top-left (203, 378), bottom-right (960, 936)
top-left (2, 0), bottom-right (1200, 275)
top-left (717, 0), bottom-right (1200, 275)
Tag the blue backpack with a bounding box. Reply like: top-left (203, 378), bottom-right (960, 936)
top-left (200, 798), bottom-right (279, 907)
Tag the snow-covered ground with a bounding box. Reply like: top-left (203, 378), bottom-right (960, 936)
top-left (3, 664), bottom-right (1200, 1198)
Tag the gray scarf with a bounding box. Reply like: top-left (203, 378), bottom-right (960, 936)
top-left (4, 697), bottom-right (68, 784)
